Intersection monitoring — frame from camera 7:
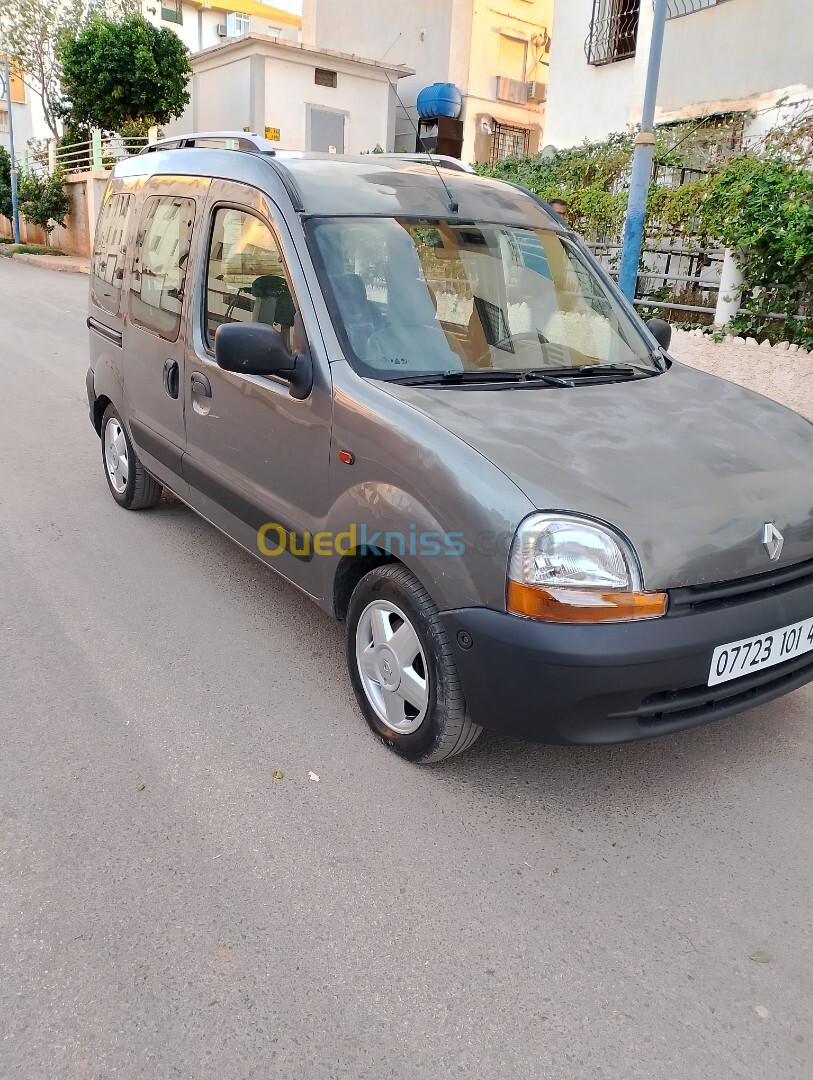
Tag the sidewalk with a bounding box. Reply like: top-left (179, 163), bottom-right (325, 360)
top-left (9, 252), bottom-right (90, 274)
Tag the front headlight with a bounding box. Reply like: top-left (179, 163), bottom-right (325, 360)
top-left (507, 514), bottom-right (667, 622)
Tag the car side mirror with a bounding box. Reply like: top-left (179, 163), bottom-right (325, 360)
top-left (215, 322), bottom-right (313, 399)
top-left (646, 318), bottom-right (672, 352)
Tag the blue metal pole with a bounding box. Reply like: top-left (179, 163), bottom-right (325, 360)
top-left (3, 58), bottom-right (21, 244)
top-left (618, 0), bottom-right (669, 302)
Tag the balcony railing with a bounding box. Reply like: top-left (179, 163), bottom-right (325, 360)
top-left (667, 0), bottom-right (733, 18)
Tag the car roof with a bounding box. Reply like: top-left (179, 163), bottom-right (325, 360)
top-left (113, 146), bottom-right (561, 229)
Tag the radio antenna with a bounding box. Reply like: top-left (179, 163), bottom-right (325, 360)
top-left (382, 70), bottom-right (459, 214)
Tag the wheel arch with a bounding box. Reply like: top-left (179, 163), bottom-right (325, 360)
top-left (93, 393), bottom-right (112, 435)
top-left (333, 548), bottom-right (399, 622)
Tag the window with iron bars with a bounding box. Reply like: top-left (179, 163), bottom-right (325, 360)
top-left (585, 0), bottom-right (641, 65)
top-left (667, 0), bottom-right (734, 18)
top-left (489, 122), bottom-right (530, 164)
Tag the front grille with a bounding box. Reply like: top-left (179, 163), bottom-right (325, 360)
top-left (615, 650), bottom-right (813, 727)
top-left (669, 559), bottom-right (813, 615)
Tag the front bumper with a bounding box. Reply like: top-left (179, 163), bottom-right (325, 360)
top-left (440, 569), bottom-right (813, 745)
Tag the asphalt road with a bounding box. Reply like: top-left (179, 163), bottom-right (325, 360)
top-left (0, 259), bottom-right (811, 1080)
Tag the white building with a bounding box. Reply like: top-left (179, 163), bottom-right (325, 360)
top-left (1, 60), bottom-right (47, 156)
top-left (545, 0), bottom-right (813, 151)
top-left (169, 32), bottom-right (412, 153)
top-left (0, 2), bottom-right (302, 154)
top-left (301, 0), bottom-right (555, 164)
top-left (143, 0), bottom-right (301, 52)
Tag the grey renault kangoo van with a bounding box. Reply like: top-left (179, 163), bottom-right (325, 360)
top-left (87, 131), bottom-right (813, 763)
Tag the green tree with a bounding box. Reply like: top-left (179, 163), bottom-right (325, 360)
top-left (0, 1), bottom-right (135, 140)
top-left (17, 165), bottom-right (70, 239)
top-left (58, 15), bottom-right (191, 134)
top-left (0, 146), bottom-right (12, 220)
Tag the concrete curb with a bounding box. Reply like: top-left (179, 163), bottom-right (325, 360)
top-left (6, 252), bottom-right (90, 275)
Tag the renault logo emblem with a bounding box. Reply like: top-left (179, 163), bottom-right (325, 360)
top-left (762, 523), bottom-right (784, 562)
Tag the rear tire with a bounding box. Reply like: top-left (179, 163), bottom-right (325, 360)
top-left (101, 404), bottom-right (162, 510)
top-left (346, 563), bottom-right (482, 763)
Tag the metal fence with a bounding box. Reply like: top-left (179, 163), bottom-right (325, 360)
top-left (588, 240), bottom-right (725, 320)
top-left (25, 131), bottom-right (148, 176)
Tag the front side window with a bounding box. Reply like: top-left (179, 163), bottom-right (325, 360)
top-left (91, 192), bottom-right (132, 314)
top-left (129, 196), bottom-right (195, 341)
top-left (205, 207), bottom-right (298, 349)
top-left (309, 217), bottom-right (657, 381)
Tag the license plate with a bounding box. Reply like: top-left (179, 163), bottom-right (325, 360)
top-left (709, 617), bottom-right (813, 686)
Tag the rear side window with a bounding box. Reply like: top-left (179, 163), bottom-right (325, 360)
top-left (91, 193), bottom-right (132, 314)
top-left (129, 196), bottom-right (195, 341)
top-left (204, 207), bottom-right (298, 349)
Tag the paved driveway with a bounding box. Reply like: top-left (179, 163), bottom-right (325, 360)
top-left (0, 260), bottom-right (810, 1079)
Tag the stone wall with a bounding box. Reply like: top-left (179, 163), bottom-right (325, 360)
top-left (0, 170), bottom-right (108, 255)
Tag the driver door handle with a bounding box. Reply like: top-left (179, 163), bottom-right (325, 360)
top-left (191, 372), bottom-right (212, 398)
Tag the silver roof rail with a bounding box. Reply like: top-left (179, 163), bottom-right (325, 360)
top-left (139, 131), bottom-right (277, 155)
top-left (375, 153), bottom-right (475, 174)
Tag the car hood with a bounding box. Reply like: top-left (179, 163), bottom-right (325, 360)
top-left (379, 362), bottom-right (813, 589)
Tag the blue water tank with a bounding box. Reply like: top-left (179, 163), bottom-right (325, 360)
top-left (416, 83), bottom-right (463, 120)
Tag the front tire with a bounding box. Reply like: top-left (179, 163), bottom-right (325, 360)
top-left (101, 405), bottom-right (162, 510)
top-left (346, 564), bottom-right (482, 763)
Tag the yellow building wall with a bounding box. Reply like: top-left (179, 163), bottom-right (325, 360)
top-left (1, 58), bottom-right (26, 103)
top-left (464, 0), bottom-right (555, 163)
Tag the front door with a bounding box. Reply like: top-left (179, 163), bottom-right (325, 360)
top-left (308, 106), bottom-right (346, 154)
top-left (182, 181), bottom-right (332, 598)
top-left (124, 178), bottom-right (209, 494)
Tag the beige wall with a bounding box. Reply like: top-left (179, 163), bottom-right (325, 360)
top-left (0, 172), bottom-right (108, 256)
top-left (657, 0), bottom-right (813, 119)
top-left (302, 0), bottom-right (457, 148)
top-left (463, 0), bottom-right (554, 162)
top-left (304, 0), bottom-right (554, 162)
top-left (546, 0), bottom-right (813, 149)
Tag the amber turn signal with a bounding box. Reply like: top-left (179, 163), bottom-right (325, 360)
top-left (507, 581), bottom-right (668, 623)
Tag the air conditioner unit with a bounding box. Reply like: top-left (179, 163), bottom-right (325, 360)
top-left (527, 81), bottom-right (547, 104)
top-left (496, 77), bottom-right (528, 104)
top-left (216, 23), bottom-right (228, 37)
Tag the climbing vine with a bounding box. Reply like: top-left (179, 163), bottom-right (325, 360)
top-left (478, 126), bottom-right (813, 345)
top-left (703, 155), bottom-right (813, 347)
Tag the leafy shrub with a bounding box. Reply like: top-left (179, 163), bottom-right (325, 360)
top-left (0, 147), bottom-right (12, 221)
top-left (703, 155), bottom-right (813, 347)
top-left (17, 168), bottom-right (71, 240)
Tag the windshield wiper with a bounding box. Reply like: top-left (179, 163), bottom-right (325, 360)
top-left (388, 364), bottom-right (656, 388)
top-left (389, 370), bottom-right (528, 386)
top-left (526, 364), bottom-right (653, 383)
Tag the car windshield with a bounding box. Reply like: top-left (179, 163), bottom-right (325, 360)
top-left (308, 217), bottom-right (659, 382)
